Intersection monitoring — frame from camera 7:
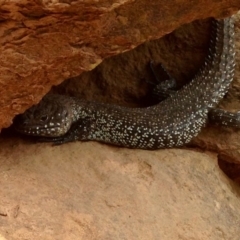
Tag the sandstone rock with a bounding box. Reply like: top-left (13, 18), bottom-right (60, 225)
top-left (0, 138), bottom-right (240, 239)
top-left (0, 0), bottom-right (240, 129)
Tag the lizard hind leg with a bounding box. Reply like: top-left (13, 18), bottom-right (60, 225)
top-left (148, 60), bottom-right (178, 101)
top-left (208, 109), bottom-right (240, 128)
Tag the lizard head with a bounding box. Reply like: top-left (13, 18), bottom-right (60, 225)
top-left (14, 94), bottom-right (76, 137)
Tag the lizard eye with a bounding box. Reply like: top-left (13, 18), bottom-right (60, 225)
top-left (40, 115), bottom-right (48, 122)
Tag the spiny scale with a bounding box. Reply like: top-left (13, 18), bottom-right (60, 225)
top-left (14, 17), bottom-right (236, 149)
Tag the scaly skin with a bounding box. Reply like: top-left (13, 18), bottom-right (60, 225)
top-left (14, 17), bottom-right (236, 149)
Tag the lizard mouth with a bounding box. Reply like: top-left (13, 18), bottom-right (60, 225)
top-left (15, 123), bottom-right (65, 137)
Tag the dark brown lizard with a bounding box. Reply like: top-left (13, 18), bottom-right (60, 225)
top-left (14, 17), bottom-right (236, 149)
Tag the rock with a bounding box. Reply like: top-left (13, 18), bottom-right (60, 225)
top-left (0, 0), bottom-right (239, 129)
top-left (0, 137), bottom-right (240, 239)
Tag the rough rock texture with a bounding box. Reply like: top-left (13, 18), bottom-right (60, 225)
top-left (0, 0), bottom-right (240, 129)
top-left (0, 137), bottom-right (240, 240)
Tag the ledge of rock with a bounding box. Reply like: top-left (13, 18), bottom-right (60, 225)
top-left (0, 0), bottom-right (240, 129)
top-left (0, 138), bottom-right (240, 239)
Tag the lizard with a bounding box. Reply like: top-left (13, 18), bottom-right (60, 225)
top-left (14, 17), bottom-right (237, 150)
